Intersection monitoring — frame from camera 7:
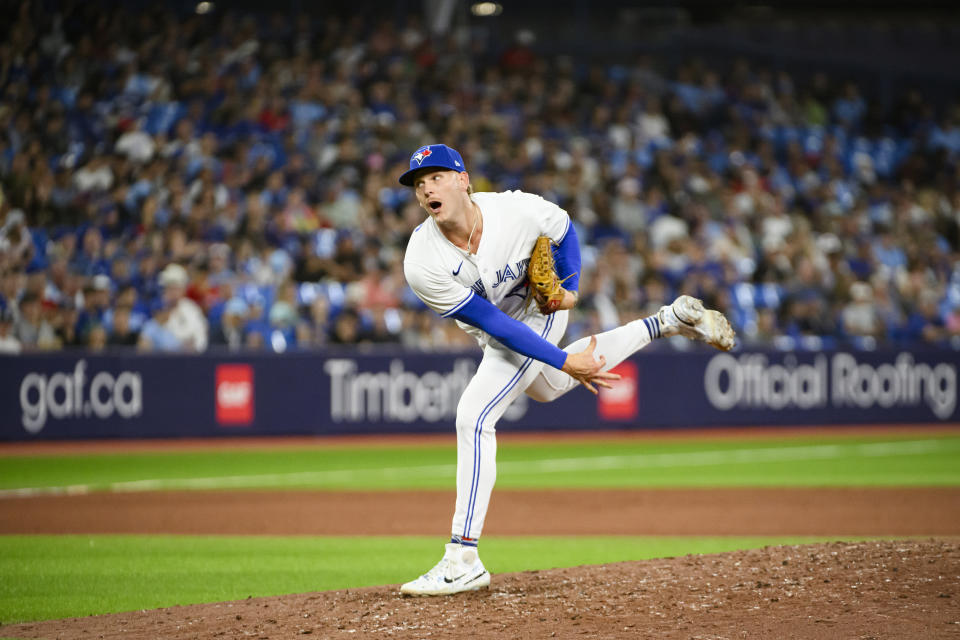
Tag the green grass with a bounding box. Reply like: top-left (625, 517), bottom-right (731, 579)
top-left (0, 534), bottom-right (850, 624)
top-left (1, 433), bottom-right (959, 494)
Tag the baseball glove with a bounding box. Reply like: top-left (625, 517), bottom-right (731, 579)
top-left (528, 235), bottom-right (570, 314)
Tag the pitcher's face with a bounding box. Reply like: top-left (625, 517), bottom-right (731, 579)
top-left (414, 169), bottom-right (470, 223)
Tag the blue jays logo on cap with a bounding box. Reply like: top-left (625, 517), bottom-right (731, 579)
top-left (399, 144), bottom-right (466, 186)
top-left (412, 148), bottom-right (432, 165)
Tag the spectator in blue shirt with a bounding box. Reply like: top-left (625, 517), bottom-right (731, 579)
top-left (137, 302), bottom-right (182, 352)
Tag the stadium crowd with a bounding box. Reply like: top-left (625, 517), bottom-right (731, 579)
top-left (1, 1), bottom-right (959, 355)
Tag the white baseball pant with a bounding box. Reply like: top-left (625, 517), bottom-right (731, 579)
top-left (451, 311), bottom-right (656, 540)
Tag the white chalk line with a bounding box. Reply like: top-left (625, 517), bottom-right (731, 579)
top-left (1, 438), bottom-right (957, 498)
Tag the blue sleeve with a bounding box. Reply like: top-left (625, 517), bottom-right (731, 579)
top-left (451, 294), bottom-right (568, 370)
top-left (554, 221), bottom-right (581, 293)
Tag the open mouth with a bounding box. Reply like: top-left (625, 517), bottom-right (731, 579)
top-left (428, 200), bottom-right (442, 212)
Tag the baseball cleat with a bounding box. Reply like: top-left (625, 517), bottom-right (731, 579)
top-left (400, 543), bottom-right (491, 596)
top-left (658, 295), bottom-right (735, 351)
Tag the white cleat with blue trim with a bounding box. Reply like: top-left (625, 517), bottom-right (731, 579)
top-left (658, 295), bottom-right (736, 351)
top-left (400, 543), bottom-right (491, 596)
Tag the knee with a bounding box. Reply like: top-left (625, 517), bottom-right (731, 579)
top-left (524, 376), bottom-right (564, 403)
top-left (455, 412), bottom-right (475, 434)
top-left (524, 386), bottom-right (553, 403)
top-left (455, 398), bottom-right (481, 434)
top-left (456, 395), bottom-right (502, 436)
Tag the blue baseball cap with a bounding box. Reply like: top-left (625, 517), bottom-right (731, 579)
top-left (398, 144), bottom-right (466, 186)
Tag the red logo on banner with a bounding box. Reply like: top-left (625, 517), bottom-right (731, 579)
top-left (597, 362), bottom-right (638, 420)
top-left (216, 364), bottom-right (254, 425)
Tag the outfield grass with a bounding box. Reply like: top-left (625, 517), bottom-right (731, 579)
top-left (0, 534), bottom-right (852, 624)
top-left (2, 433), bottom-right (959, 494)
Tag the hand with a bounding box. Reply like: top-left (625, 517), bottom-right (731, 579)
top-left (560, 335), bottom-right (621, 394)
top-left (536, 288), bottom-right (577, 315)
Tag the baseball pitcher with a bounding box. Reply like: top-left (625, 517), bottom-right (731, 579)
top-left (398, 144), bottom-right (735, 595)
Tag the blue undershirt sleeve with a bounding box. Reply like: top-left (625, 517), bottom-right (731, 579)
top-left (451, 295), bottom-right (568, 370)
top-left (554, 221), bottom-right (581, 293)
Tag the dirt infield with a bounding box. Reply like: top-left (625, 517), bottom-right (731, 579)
top-left (3, 540), bottom-right (958, 639)
top-left (2, 487), bottom-right (959, 536)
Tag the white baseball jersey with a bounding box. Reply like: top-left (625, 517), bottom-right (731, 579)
top-left (403, 190), bottom-right (572, 348)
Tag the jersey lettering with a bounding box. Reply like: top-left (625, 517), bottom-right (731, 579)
top-left (470, 279), bottom-right (487, 299)
top-left (491, 258), bottom-right (529, 289)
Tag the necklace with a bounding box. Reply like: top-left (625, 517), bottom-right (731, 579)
top-left (466, 205), bottom-right (481, 254)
